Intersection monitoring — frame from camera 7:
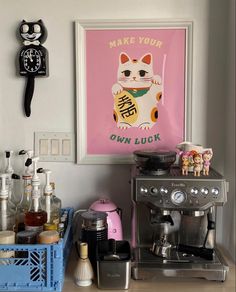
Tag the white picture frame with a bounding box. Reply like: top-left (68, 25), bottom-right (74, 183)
top-left (75, 19), bottom-right (193, 164)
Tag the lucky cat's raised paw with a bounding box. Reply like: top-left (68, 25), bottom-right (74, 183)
top-left (112, 83), bottom-right (123, 95)
top-left (152, 75), bottom-right (162, 85)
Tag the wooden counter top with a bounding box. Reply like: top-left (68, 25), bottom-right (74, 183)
top-left (63, 248), bottom-right (235, 292)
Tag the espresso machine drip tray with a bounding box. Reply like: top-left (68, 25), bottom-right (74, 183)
top-left (132, 247), bottom-right (229, 281)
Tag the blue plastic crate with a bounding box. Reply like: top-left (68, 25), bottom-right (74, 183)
top-left (0, 208), bottom-right (74, 292)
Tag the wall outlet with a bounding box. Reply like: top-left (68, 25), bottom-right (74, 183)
top-left (34, 132), bottom-right (75, 162)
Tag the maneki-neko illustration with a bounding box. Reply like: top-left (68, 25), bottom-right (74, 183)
top-left (112, 52), bottom-right (162, 130)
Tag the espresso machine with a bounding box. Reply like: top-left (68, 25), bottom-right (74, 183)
top-left (131, 150), bottom-right (229, 281)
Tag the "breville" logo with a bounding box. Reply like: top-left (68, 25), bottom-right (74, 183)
top-left (107, 273), bottom-right (121, 278)
top-left (171, 182), bottom-right (186, 188)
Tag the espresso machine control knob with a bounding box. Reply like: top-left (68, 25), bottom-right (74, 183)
top-left (150, 187), bottom-right (158, 195)
top-left (201, 187), bottom-right (209, 196)
top-left (140, 186), bottom-right (148, 195)
top-left (160, 187), bottom-right (168, 195)
top-left (190, 187), bottom-right (199, 196)
top-left (171, 190), bottom-right (186, 205)
top-left (211, 188), bottom-right (219, 196)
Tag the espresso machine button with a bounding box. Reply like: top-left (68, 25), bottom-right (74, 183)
top-left (140, 186), bottom-right (148, 195)
top-left (160, 187), bottom-right (168, 195)
top-left (170, 190), bottom-right (186, 205)
top-left (150, 187), bottom-right (158, 196)
top-left (190, 187), bottom-right (199, 196)
top-left (201, 187), bottom-right (209, 196)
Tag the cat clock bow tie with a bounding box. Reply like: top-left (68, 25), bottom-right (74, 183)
top-left (18, 19), bottom-right (49, 117)
top-left (23, 40), bottom-right (40, 46)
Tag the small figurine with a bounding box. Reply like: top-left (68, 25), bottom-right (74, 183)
top-left (188, 150), bottom-right (197, 172)
top-left (193, 153), bottom-right (202, 176)
top-left (181, 152), bottom-right (189, 175)
top-left (202, 149), bottom-right (213, 175)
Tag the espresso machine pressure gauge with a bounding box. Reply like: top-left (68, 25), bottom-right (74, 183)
top-left (170, 190), bottom-right (186, 205)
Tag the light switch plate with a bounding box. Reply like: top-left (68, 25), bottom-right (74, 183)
top-left (34, 132), bottom-right (75, 162)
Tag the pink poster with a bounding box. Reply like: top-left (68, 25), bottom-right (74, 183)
top-left (76, 21), bottom-right (192, 163)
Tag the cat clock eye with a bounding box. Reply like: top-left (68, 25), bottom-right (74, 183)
top-left (18, 20), bottom-right (49, 117)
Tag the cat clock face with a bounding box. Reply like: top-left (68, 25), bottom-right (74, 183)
top-left (22, 48), bottom-right (42, 73)
top-left (19, 45), bottom-right (47, 76)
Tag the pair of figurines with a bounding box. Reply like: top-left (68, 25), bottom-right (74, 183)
top-left (177, 142), bottom-right (213, 176)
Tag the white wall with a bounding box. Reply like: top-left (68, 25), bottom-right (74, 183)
top-left (0, 0), bottom-right (234, 257)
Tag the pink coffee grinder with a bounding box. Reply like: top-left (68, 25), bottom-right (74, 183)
top-left (89, 198), bottom-right (123, 240)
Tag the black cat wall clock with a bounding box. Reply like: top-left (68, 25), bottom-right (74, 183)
top-left (18, 20), bottom-right (49, 117)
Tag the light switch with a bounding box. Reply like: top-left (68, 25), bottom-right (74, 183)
top-left (39, 139), bottom-right (49, 155)
top-left (34, 132), bottom-right (75, 162)
top-left (51, 139), bottom-right (60, 155)
top-left (62, 139), bottom-right (71, 156)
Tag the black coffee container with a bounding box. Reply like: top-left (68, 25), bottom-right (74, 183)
top-left (80, 210), bottom-right (108, 271)
top-left (16, 230), bottom-right (37, 259)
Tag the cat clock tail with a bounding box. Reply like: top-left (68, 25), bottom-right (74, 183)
top-left (24, 76), bottom-right (35, 117)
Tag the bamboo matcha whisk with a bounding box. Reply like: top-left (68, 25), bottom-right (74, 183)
top-left (74, 242), bottom-right (94, 287)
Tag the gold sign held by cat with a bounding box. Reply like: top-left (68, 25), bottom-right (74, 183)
top-left (114, 90), bottom-right (139, 124)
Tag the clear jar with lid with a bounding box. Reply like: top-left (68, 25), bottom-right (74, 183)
top-left (0, 231), bottom-right (15, 262)
top-left (38, 230), bottom-right (59, 244)
top-left (16, 230), bottom-right (37, 258)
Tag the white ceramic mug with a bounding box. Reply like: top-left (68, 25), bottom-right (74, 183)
top-left (176, 141), bottom-right (204, 153)
top-left (177, 141), bottom-right (204, 172)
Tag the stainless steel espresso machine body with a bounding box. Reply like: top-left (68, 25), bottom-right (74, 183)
top-left (131, 151), bottom-right (229, 282)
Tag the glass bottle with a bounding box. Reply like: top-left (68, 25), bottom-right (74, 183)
top-left (4, 150), bottom-right (17, 210)
top-left (11, 174), bottom-right (21, 207)
top-left (0, 174), bottom-right (16, 231)
top-left (51, 182), bottom-right (62, 210)
top-left (41, 170), bottom-right (61, 227)
top-left (16, 174), bottom-right (32, 232)
top-left (24, 157), bottom-right (47, 233)
top-left (16, 151), bottom-right (34, 232)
